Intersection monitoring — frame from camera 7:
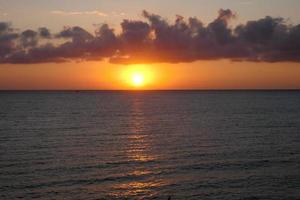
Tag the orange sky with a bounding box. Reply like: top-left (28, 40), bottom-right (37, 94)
top-left (1, 60), bottom-right (299, 90)
top-left (1, 0), bottom-right (300, 90)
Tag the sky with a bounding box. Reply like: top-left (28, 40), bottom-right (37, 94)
top-left (0, 0), bottom-right (300, 90)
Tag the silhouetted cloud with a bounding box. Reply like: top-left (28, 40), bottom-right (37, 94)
top-left (21, 30), bottom-right (38, 47)
top-left (0, 9), bottom-right (300, 64)
top-left (38, 27), bottom-right (51, 38)
top-left (0, 22), bottom-right (18, 59)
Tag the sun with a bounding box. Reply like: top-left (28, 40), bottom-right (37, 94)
top-left (119, 64), bottom-right (157, 90)
top-left (120, 64), bottom-right (155, 89)
top-left (132, 73), bottom-right (144, 87)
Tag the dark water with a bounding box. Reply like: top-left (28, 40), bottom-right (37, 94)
top-left (0, 91), bottom-right (299, 200)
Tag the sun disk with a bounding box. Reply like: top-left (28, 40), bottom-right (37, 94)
top-left (132, 73), bottom-right (144, 86)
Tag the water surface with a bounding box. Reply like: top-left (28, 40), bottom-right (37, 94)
top-left (0, 91), bottom-right (299, 199)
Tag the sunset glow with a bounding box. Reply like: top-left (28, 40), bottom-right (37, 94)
top-left (120, 65), bottom-right (154, 89)
top-left (131, 73), bottom-right (144, 87)
top-left (0, 0), bottom-right (299, 90)
top-left (2, 1), bottom-right (300, 200)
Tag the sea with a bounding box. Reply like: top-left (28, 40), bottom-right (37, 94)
top-left (0, 91), bottom-right (299, 200)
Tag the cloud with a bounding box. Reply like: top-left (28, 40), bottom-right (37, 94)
top-left (0, 22), bottom-right (18, 59)
top-left (38, 27), bottom-right (51, 38)
top-left (21, 29), bottom-right (38, 47)
top-left (0, 9), bottom-right (300, 64)
top-left (51, 10), bottom-right (107, 17)
top-left (111, 11), bottom-right (126, 17)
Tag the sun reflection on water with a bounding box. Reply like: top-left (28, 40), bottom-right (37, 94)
top-left (111, 180), bottom-right (163, 198)
top-left (109, 96), bottom-right (163, 199)
top-left (126, 97), bottom-right (155, 163)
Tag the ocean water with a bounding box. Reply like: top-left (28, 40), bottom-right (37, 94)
top-left (0, 91), bottom-right (299, 200)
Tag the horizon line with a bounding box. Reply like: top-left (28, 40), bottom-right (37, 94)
top-left (1, 89), bottom-right (300, 92)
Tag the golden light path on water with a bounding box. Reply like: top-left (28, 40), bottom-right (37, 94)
top-left (109, 96), bottom-right (165, 198)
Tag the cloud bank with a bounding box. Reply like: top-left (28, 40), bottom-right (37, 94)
top-left (0, 9), bottom-right (300, 64)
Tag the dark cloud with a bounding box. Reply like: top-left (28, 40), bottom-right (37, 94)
top-left (21, 30), bottom-right (38, 47)
top-left (38, 27), bottom-right (51, 38)
top-left (119, 19), bottom-right (151, 50)
top-left (0, 22), bottom-right (11, 33)
top-left (0, 22), bottom-right (18, 61)
top-left (57, 26), bottom-right (93, 41)
top-left (217, 9), bottom-right (236, 22)
top-left (0, 9), bottom-right (300, 64)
